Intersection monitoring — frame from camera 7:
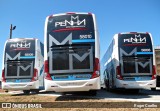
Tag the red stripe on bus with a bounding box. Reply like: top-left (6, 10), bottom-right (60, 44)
top-left (123, 43), bottom-right (147, 46)
top-left (53, 28), bottom-right (87, 32)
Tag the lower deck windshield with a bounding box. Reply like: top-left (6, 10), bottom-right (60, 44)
top-left (49, 44), bottom-right (94, 74)
top-left (5, 60), bottom-right (34, 78)
top-left (122, 56), bottom-right (152, 75)
top-left (118, 33), bottom-right (153, 76)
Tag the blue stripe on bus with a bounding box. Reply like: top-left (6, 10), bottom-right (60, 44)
top-left (6, 79), bottom-right (31, 83)
top-left (20, 56), bottom-right (35, 59)
top-left (51, 74), bottom-right (91, 81)
top-left (40, 65), bottom-right (44, 75)
top-left (124, 77), bottom-right (152, 81)
top-left (136, 52), bottom-right (153, 55)
top-left (72, 39), bottom-right (95, 43)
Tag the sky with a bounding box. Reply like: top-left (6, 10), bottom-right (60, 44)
top-left (0, 0), bottom-right (160, 77)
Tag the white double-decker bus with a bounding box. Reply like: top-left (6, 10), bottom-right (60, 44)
top-left (2, 38), bottom-right (44, 94)
top-left (44, 12), bottom-right (100, 95)
top-left (101, 32), bottom-right (156, 92)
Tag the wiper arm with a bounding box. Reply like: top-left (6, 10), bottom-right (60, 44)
top-left (51, 44), bottom-right (91, 53)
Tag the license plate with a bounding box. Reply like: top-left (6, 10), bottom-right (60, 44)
top-left (135, 77), bottom-right (142, 81)
top-left (66, 82), bottom-right (78, 86)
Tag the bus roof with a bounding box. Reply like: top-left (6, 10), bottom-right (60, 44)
top-left (118, 32), bottom-right (149, 35)
top-left (48, 12), bottom-right (94, 18)
top-left (7, 38), bottom-right (37, 41)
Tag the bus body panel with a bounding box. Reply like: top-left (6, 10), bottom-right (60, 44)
top-left (45, 77), bottom-right (100, 92)
top-left (115, 79), bottom-right (156, 89)
top-left (2, 81), bottom-right (39, 90)
top-left (2, 38), bottom-right (44, 91)
top-left (35, 40), bottom-right (44, 89)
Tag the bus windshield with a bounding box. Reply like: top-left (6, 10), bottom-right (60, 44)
top-left (47, 14), bottom-right (95, 74)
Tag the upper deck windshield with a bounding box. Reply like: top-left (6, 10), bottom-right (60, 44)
top-left (5, 39), bottom-right (35, 59)
top-left (47, 14), bottom-right (95, 44)
top-left (118, 33), bottom-right (153, 75)
top-left (118, 33), bottom-right (153, 54)
top-left (47, 14), bottom-right (95, 74)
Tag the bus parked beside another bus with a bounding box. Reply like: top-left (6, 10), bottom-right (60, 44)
top-left (2, 38), bottom-right (44, 94)
top-left (44, 12), bottom-right (100, 95)
top-left (101, 32), bottom-right (156, 93)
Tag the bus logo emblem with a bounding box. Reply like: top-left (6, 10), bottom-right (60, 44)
top-left (55, 16), bottom-right (86, 28)
top-left (124, 34), bottom-right (146, 43)
top-left (10, 41), bottom-right (31, 48)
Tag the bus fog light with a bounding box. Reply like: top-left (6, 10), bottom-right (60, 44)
top-left (123, 84), bottom-right (128, 86)
top-left (95, 71), bottom-right (100, 75)
top-left (117, 75), bottom-right (120, 78)
top-left (86, 84), bottom-right (93, 86)
top-left (51, 85), bottom-right (58, 87)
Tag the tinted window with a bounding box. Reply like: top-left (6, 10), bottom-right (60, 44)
top-left (123, 57), bottom-right (136, 73)
top-left (5, 39), bottom-right (35, 59)
top-left (5, 60), bottom-right (34, 78)
top-left (47, 14), bottom-right (95, 73)
top-left (118, 34), bottom-right (153, 55)
top-left (47, 14), bottom-right (95, 45)
top-left (50, 44), bottom-right (94, 71)
top-left (122, 57), bottom-right (151, 74)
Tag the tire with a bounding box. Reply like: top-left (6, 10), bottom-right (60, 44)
top-left (101, 87), bottom-right (104, 90)
top-left (126, 89), bottom-right (139, 93)
top-left (61, 92), bottom-right (67, 95)
top-left (34, 90), bottom-right (39, 94)
top-left (105, 80), bottom-right (110, 91)
top-left (108, 80), bottom-right (113, 92)
top-left (23, 90), bottom-right (30, 95)
top-left (89, 90), bottom-right (97, 96)
top-left (5, 90), bottom-right (8, 93)
top-left (132, 89), bottom-right (139, 93)
top-left (151, 88), bottom-right (156, 91)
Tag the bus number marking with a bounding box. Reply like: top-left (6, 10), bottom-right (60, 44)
top-left (25, 53), bottom-right (33, 56)
top-left (141, 49), bottom-right (151, 52)
top-left (80, 34), bottom-right (92, 39)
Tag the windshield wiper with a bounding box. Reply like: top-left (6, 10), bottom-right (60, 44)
top-left (51, 44), bottom-right (91, 53)
top-left (6, 60), bottom-right (32, 64)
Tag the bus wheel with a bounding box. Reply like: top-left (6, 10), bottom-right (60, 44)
top-left (5, 90), bottom-right (8, 93)
top-left (35, 90), bottom-right (39, 94)
top-left (89, 90), bottom-right (97, 96)
top-left (132, 89), bottom-right (139, 93)
top-left (151, 88), bottom-right (156, 91)
top-left (61, 92), bottom-right (67, 95)
top-left (23, 90), bottom-right (30, 95)
top-left (127, 89), bottom-right (139, 93)
top-left (105, 81), bottom-right (110, 91)
top-left (108, 81), bottom-right (113, 92)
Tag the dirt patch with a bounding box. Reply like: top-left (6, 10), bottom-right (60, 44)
top-left (0, 93), bottom-right (159, 111)
top-left (0, 108), bottom-right (160, 111)
top-left (0, 94), bottom-right (57, 102)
